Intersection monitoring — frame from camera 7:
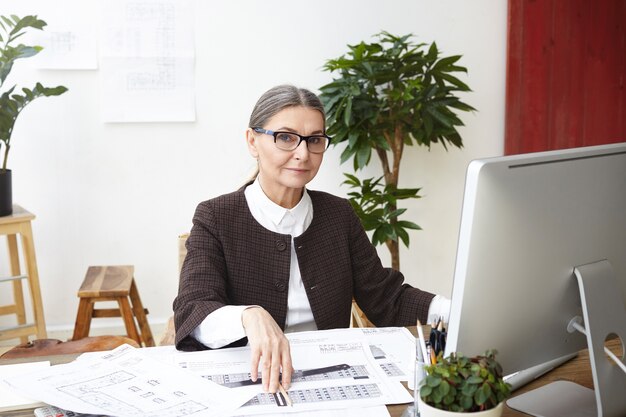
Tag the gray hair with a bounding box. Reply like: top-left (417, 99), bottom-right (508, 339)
top-left (248, 85), bottom-right (325, 129)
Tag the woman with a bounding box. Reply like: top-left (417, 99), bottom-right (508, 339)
top-left (173, 85), bottom-right (449, 394)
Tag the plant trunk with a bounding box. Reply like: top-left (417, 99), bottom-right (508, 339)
top-left (386, 124), bottom-right (404, 271)
top-left (386, 238), bottom-right (400, 270)
top-left (378, 125), bottom-right (404, 271)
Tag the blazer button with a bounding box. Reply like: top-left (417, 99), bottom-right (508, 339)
top-left (275, 240), bottom-right (287, 251)
top-left (274, 281), bottom-right (286, 292)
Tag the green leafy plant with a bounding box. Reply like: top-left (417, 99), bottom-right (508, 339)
top-left (320, 31), bottom-right (474, 269)
top-left (419, 350), bottom-right (511, 412)
top-left (0, 15), bottom-right (68, 172)
top-left (343, 173), bottom-right (421, 247)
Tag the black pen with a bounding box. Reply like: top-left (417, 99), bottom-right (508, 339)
top-left (437, 319), bottom-right (446, 355)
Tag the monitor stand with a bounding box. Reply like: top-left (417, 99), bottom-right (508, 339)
top-left (507, 259), bottom-right (626, 417)
top-left (504, 351), bottom-right (578, 392)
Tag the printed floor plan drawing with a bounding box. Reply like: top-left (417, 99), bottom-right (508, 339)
top-left (55, 370), bottom-right (208, 416)
top-left (3, 345), bottom-right (251, 417)
top-left (243, 383), bottom-right (383, 407)
top-left (3, 328), bottom-right (416, 416)
top-left (200, 364), bottom-right (368, 387)
top-left (175, 332), bottom-right (413, 415)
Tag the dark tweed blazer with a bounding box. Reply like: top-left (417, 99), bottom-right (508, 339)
top-left (173, 187), bottom-right (435, 351)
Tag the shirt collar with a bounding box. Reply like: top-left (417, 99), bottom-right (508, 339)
top-left (248, 179), bottom-right (312, 228)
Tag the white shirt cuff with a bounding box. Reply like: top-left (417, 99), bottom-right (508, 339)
top-left (192, 305), bottom-right (256, 348)
top-left (427, 294), bottom-right (451, 325)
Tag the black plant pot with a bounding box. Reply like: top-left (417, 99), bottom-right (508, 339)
top-left (0, 169), bottom-right (13, 216)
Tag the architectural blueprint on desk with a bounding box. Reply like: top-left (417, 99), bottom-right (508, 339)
top-left (287, 327), bottom-right (415, 382)
top-left (174, 327), bottom-right (413, 415)
top-left (1, 328), bottom-right (413, 417)
top-left (2, 345), bottom-right (253, 417)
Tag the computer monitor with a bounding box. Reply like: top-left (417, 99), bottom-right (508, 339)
top-left (444, 142), bottom-right (626, 416)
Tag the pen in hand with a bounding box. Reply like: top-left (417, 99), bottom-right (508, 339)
top-left (278, 384), bottom-right (293, 407)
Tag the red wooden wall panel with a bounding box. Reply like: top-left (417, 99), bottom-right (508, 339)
top-left (550, 0), bottom-right (586, 150)
top-left (505, 0), bottom-right (626, 155)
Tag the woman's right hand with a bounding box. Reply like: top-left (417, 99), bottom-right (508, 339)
top-left (241, 306), bottom-right (293, 393)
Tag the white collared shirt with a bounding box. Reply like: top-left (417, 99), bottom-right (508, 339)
top-left (192, 180), bottom-right (450, 348)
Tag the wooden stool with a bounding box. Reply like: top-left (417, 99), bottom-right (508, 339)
top-left (72, 265), bottom-right (155, 347)
top-left (0, 205), bottom-right (46, 343)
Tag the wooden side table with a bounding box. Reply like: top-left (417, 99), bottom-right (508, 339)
top-left (0, 205), bottom-right (47, 343)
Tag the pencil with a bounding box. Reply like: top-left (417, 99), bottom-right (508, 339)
top-left (278, 384), bottom-right (293, 407)
top-left (416, 320), bottom-right (431, 365)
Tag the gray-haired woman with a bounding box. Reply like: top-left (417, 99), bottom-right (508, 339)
top-left (173, 84), bottom-right (450, 394)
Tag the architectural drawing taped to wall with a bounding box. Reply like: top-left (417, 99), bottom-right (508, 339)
top-left (100, 0), bottom-right (195, 122)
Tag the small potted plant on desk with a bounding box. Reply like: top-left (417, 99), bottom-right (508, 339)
top-left (418, 350), bottom-right (511, 416)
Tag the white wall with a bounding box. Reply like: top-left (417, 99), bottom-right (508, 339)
top-left (0, 0), bottom-right (507, 331)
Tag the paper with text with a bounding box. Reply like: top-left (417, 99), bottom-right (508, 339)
top-left (287, 327), bottom-right (415, 382)
top-left (175, 334), bottom-right (411, 415)
top-left (3, 344), bottom-right (251, 416)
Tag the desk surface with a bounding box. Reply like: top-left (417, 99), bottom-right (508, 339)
top-left (388, 338), bottom-right (619, 417)
top-left (1, 338), bottom-right (618, 417)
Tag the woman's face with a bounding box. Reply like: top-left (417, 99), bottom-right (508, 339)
top-left (246, 106), bottom-right (325, 204)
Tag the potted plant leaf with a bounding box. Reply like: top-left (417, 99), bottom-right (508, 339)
top-left (418, 350), bottom-right (511, 416)
top-left (0, 15), bottom-right (68, 216)
top-left (320, 31), bottom-right (475, 271)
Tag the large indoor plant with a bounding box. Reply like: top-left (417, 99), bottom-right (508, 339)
top-left (418, 350), bottom-right (511, 416)
top-left (0, 15), bottom-right (68, 216)
top-left (320, 32), bottom-right (474, 270)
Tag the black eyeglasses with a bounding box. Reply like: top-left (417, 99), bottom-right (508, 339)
top-left (252, 127), bottom-right (332, 154)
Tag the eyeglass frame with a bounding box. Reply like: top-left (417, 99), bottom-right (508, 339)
top-left (251, 127), bottom-right (332, 154)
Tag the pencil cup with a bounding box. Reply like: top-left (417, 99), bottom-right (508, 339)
top-left (402, 341), bottom-right (427, 417)
top-left (403, 345), bottom-right (427, 417)
top-left (414, 340), bottom-right (427, 416)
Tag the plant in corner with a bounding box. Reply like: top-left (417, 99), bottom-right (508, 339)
top-left (0, 15), bottom-right (68, 216)
top-left (320, 32), bottom-right (474, 270)
top-left (419, 350), bottom-right (511, 416)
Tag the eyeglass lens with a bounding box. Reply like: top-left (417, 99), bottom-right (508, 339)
top-left (275, 132), bottom-right (329, 153)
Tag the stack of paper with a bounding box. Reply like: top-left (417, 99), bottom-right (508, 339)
top-left (0, 361), bottom-right (50, 412)
top-left (1, 327), bottom-right (416, 416)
